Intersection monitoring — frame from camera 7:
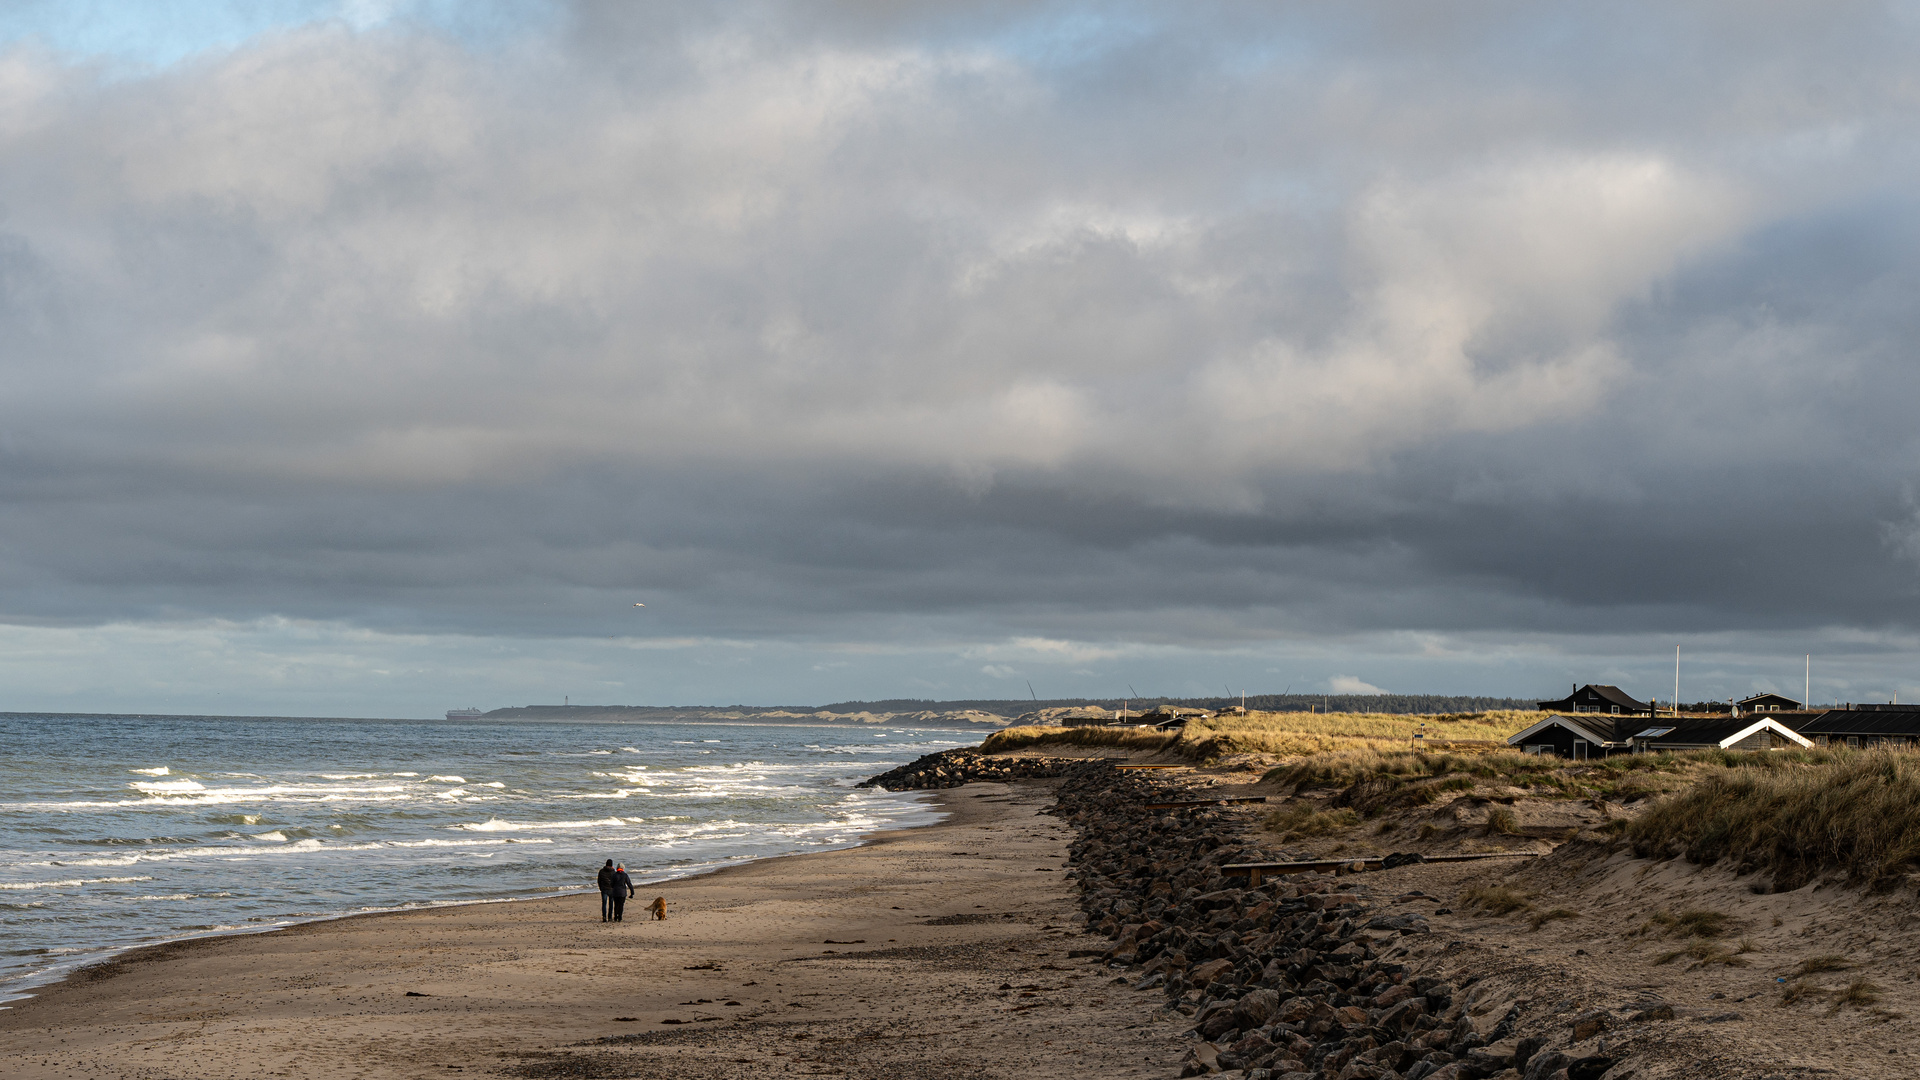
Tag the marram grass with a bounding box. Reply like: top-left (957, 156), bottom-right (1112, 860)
top-left (1627, 749), bottom-right (1920, 889)
top-left (978, 710), bottom-right (1545, 761)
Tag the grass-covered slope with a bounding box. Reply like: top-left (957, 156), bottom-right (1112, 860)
top-left (1627, 749), bottom-right (1920, 889)
top-left (978, 709), bottom-right (1545, 759)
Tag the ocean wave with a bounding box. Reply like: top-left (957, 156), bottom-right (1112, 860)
top-left (220, 838), bottom-right (324, 855)
top-left (379, 837), bottom-right (552, 849)
top-left (128, 767), bottom-right (170, 776)
top-left (456, 817), bottom-right (631, 832)
top-left (426, 776), bottom-right (466, 783)
top-left (144, 782), bottom-right (414, 799)
top-left (30, 855), bottom-right (145, 867)
top-left (250, 831), bottom-right (288, 842)
top-left (0, 876), bottom-right (154, 890)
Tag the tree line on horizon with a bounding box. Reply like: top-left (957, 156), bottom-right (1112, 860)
top-left (817, 693), bottom-right (1537, 715)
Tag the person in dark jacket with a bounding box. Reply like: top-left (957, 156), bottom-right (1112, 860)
top-left (596, 859), bottom-right (616, 922)
top-left (609, 864), bottom-right (635, 922)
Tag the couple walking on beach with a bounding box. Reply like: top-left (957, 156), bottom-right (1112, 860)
top-left (597, 859), bottom-right (632, 921)
top-left (596, 860), bottom-right (667, 922)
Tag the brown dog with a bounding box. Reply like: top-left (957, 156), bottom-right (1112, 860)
top-left (648, 896), bottom-right (667, 921)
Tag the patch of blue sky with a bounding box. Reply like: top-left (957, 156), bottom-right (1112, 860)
top-left (988, 4), bottom-right (1162, 70)
top-left (0, 0), bottom-right (553, 72)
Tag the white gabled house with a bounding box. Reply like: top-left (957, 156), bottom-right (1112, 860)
top-left (1507, 713), bottom-right (1811, 758)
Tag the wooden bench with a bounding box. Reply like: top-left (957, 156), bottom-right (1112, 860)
top-left (1143, 797), bottom-right (1269, 810)
top-left (1221, 851), bottom-right (1539, 887)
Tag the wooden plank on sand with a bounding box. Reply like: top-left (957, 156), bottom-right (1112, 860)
top-left (1143, 797), bottom-right (1269, 809)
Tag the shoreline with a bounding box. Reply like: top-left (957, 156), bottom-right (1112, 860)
top-left (0, 784), bottom-right (953, 1008)
top-left (0, 777), bottom-right (1184, 1079)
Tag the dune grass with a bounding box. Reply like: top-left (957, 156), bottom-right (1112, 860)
top-left (1627, 750), bottom-right (1920, 889)
top-left (1654, 940), bottom-right (1749, 970)
top-left (1177, 709), bottom-right (1544, 756)
top-left (1265, 747), bottom-right (1559, 788)
top-left (1640, 908), bottom-right (1735, 938)
top-left (1790, 955), bottom-right (1853, 977)
top-left (1262, 803), bottom-right (1360, 840)
top-left (977, 725), bottom-right (1179, 754)
top-left (1528, 907), bottom-right (1580, 930)
top-left (1261, 744), bottom-right (1844, 811)
top-left (1829, 978), bottom-right (1884, 1013)
top-left (1458, 883), bottom-right (1536, 915)
top-left (978, 710), bottom-right (1545, 761)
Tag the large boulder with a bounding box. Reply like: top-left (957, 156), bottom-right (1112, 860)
top-left (1233, 988), bottom-right (1282, 1028)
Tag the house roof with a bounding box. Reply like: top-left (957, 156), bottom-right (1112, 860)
top-left (1535, 684), bottom-right (1651, 711)
top-left (1797, 709), bottom-right (1920, 736)
top-left (1634, 717), bottom-right (1812, 749)
top-left (1507, 714), bottom-right (1621, 747)
top-left (1738, 692), bottom-right (1803, 708)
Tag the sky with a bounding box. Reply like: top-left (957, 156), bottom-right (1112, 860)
top-left (1, 1), bottom-right (1919, 716)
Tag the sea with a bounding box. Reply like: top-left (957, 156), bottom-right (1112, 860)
top-left (0, 713), bottom-right (971, 1003)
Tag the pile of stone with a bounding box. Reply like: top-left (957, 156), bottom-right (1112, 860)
top-left (856, 748), bottom-right (1102, 790)
top-left (1046, 768), bottom-right (1609, 1080)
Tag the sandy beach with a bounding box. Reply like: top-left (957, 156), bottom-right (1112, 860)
top-left (0, 780), bottom-right (1184, 1080)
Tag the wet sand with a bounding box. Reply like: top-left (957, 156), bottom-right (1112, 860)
top-left (0, 780), bottom-right (1185, 1080)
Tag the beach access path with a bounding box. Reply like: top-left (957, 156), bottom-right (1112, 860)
top-left (0, 780), bottom-right (1186, 1080)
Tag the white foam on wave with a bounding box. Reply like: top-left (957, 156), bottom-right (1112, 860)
top-left (435, 789), bottom-right (468, 799)
top-left (379, 837), bottom-right (551, 849)
top-left (222, 838), bottom-right (324, 856)
top-left (203, 836), bottom-right (558, 855)
top-left (2, 789), bottom-right (420, 811)
top-left (320, 773), bottom-right (379, 780)
top-left (122, 781), bottom-right (414, 804)
top-left (457, 816), bottom-right (631, 832)
top-left (33, 854), bottom-right (143, 868)
top-left (478, 782), bottom-right (505, 788)
top-left (0, 876), bottom-right (154, 890)
top-left (129, 767), bottom-right (170, 776)
top-left (426, 776), bottom-right (466, 783)
top-left (251, 831), bottom-right (288, 842)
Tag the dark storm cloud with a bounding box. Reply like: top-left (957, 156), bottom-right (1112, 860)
top-left (1, 0), bottom-right (1918, 709)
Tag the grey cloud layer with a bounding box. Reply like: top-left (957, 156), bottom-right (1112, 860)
top-left (2, 1), bottom-right (1918, 691)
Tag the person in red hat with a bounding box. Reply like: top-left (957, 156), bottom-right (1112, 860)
top-left (609, 863), bottom-right (634, 921)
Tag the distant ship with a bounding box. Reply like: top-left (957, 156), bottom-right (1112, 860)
top-left (446, 708), bottom-right (485, 720)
